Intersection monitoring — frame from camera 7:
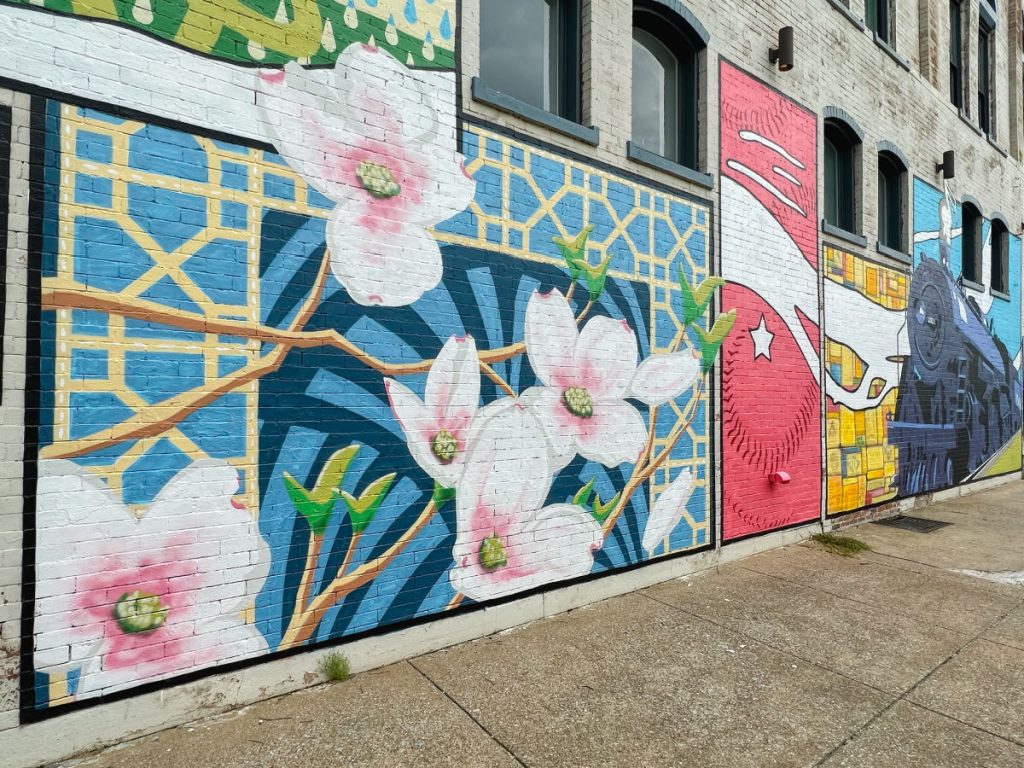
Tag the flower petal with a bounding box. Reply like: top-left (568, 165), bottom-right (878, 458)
top-left (520, 386), bottom-right (578, 472)
top-left (327, 211), bottom-right (443, 306)
top-left (628, 350), bottom-right (702, 405)
top-left (385, 377), bottom-right (461, 488)
top-left (451, 503), bottom-right (601, 603)
top-left (524, 289), bottom-right (579, 389)
top-left (576, 399), bottom-right (648, 467)
top-left (573, 316), bottom-right (638, 399)
top-left (452, 405), bottom-right (552, 568)
top-left (426, 335), bottom-right (481, 427)
top-left (641, 469), bottom-right (695, 552)
top-left (256, 62), bottom-right (347, 201)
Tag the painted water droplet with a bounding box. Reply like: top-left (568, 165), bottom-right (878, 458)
top-left (274, 0), bottom-right (288, 23)
top-left (404, 0), bottom-right (417, 24)
top-left (439, 9), bottom-right (452, 40)
top-left (367, 34), bottom-right (377, 48)
top-left (407, 52), bottom-right (415, 65)
top-left (132, 0), bottom-right (154, 25)
top-left (247, 39), bottom-right (267, 60)
top-left (385, 14), bottom-right (399, 46)
top-left (344, 0), bottom-right (358, 28)
top-left (321, 18), bottom-right (337, 52)
top-left (363, 0), bottom-right (377, 7)
top-left (422, 30), bottom-right (435, 61)
top-left (298, 56), bottom-right (311, 64)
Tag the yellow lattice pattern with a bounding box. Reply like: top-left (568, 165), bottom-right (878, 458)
top-left (47, 104), bottom-right (331, 512)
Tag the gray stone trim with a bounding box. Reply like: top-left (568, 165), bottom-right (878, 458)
top-left (987, 136), bottom-right (1009, 157)
top-left (962, 277), bottom-right (986, 292)
top-left (875, 241), bottom-right (912, 264)
top-left (640, 0), bottom-right (710, 45)
top-left (825, 0), bottom-right (865, 31)
top-left (990, 211), bottom-right (1012, 231)
top-left (991, 288), bottom-right (1012, 301)
top-left (471, 78), bottom-right (601, 146)
top-left (626, 141), bottom-right (715, 189)
top-left (873, 33), bottom-right (911, 71)
top-left (822, 220), bottom-right (868, 247)
top-left (875, 140), bottom-right (910, 170)
top-left (823, 106), bottom-right (864, 142)
top-left (960, 194), bottom-right (983, 213)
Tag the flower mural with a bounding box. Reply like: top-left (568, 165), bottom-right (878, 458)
top-left (449, 404), bottom-right (604, 602)
top-left (641, 469), bottom-right (696, 553)
top-left (33, 460), bottom-right (269, 700)
top-left (256, 43), bottom-right (475, 306)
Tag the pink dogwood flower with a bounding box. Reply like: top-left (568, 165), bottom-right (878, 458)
top-left (385, 334), bottom-right (481, 489)
top-left (257, 43), bottom-right (475, 307)
top-left (34, 460), bottom-right (269, 700)
top-left (520, 288), bottom-right (648, 470)
top-left (449, 403), bottom-right (602, 602)
top-left (641, 468), bottom-right (696, 553)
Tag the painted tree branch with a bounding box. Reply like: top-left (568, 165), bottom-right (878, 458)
top-left (42, 286), bottom-right (527, 376)
top-left (278, 497), bottom-right (440, 650)
top-left (41, 254), bottom-right (332, 461)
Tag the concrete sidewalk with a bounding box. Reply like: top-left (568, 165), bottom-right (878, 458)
top-left (64, 483), bottom-right (1024, 768)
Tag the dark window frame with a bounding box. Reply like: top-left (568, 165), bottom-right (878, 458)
top-left (978, 18), bottom-right (995, 136)
top-left (877, 151), bottom-right (905, 252)
top-left (824, 119), bottom-right (860, 234)
top-left (866, 0), bottom-right (891, 44)
top-left (962, 202), bottom-right (983, 283)
top-left (631, 1), bottom-right (704, 170)
top-left (990, 218), bottom-right (1009, 293)
top-left (950, 0), bottom-right (964, 109)
top-left (478, 0), bottom-right (583, 124)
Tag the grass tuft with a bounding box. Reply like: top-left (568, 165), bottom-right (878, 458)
top-left (318, 651), bottom-right (351, 682)
top-left (811, 533), bottom-right (871, 557)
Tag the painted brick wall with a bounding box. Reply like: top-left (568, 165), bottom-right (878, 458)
top-left (0, 0), bottom-right (1021, 756)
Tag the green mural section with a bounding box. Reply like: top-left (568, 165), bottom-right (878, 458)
top-left (1, 0), bottom-right (455, 68)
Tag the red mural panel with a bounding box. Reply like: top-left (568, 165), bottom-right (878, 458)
top-left (718, 61), bottom-right (822, 540)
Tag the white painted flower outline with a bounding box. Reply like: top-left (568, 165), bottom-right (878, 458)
top-left (256, 43), bottom-right (475, 307)
top-left (385, 334), bottom-right (481, 489)
top-left (34, 460), bottom-right (270, 699)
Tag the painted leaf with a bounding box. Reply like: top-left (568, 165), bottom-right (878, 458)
top-left (591, 492), bottom-right (620, 522)
top-left (282, 472), bottom-right (338, 537)
top-left (309, 445), bottom-right (360, 505)
top-left (554, 226), bottom-right (593, 280)
top-left (573, 478), bottom-right (596, 507)
top-left (679, 268), bottom-right (726, 327)
top-left (341, 472), bottom-right (398, 534)
top-left (693, 310), bottom-right (738, 373)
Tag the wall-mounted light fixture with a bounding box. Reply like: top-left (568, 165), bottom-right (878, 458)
top-left (936, 150), bottom-right (955, 179)
top-left (769, 26), bottom-right (794, 71)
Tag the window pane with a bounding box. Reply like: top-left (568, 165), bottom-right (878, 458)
top-left (824, 139), bottom-right (839, 227)
top-left (950, 1), bottom-right (962, 108)
top-left (480, 0), bottom-right (557, 113)
top-left (979, 26), bottom-right (992, 135)
top-left (632, 29), bottom-right (679, 161)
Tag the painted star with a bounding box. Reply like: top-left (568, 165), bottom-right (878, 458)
top-left (749, 315), bottom-right (774, 361)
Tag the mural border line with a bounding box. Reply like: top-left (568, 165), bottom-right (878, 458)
top-left (18, 93), bottom-right (46, 723)
top-left (720, 515), bottom-right (821, 546)
top-left (0, 74), bottom-right (278, 154)
top-left (0, 101), bottom-right (11, 405)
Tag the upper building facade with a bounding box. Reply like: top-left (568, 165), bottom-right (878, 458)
top-left (0, 0), bottom-right (1020, 761)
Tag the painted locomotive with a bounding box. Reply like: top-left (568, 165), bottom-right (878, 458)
top-left (889, 256), bottom-right (1022, 494)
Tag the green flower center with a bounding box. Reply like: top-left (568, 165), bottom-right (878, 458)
top-left (479, 534), bottom-right (508, 571)
top-left (562, 386), bottom-right (594, 419)
top-left (113, 590), bottom-right (169, 634)
top-left (431, 429), bottom-right (459, 464)
top-left (355, 161), bottom-right (401, 199)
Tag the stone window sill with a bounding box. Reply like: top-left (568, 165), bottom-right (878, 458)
top-left (826, 0), bottom-right (865, 31)
top-left (962, 277), bottom-right (985, 292)
top-left (626, 142), bottom-right (714, 189)
top-left (872, 33), bottom-right (911, 71)
top-left (471, 78), bottom-right (600, 146)
top-left (992, 288), bottom-right (1011, 301)
top-left (822, 220), bottom-right (868, 248)
top-left (875, 241), bottom-right (912, 265)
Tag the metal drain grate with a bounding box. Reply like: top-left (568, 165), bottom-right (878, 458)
top-left (876, 515), bottom-right (953, 533)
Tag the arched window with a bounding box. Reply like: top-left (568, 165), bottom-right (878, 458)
top-left (990, 217), bottom-right (1009, 293)
top-left (962, 201), bottom-right (982, 284)
top-left (824, 118), bottom-right (860, 233)
top-left (631, 1), bottom-right (705, 169)
top-left (877, 150), bottom-right (906, 252)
